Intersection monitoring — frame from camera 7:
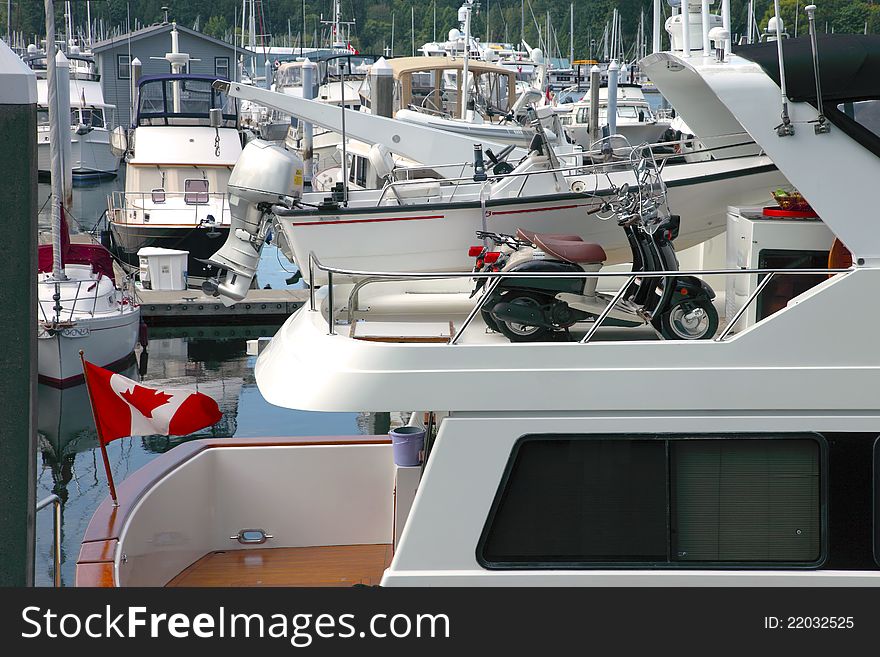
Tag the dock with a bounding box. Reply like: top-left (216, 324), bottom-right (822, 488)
top-left (136, 287), bottom-right (309, 326)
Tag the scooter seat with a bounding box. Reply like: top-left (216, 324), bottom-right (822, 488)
top-left (516, 228), bottom-right (584, 244)
top-left (535, 236), bottom-right (607, 264)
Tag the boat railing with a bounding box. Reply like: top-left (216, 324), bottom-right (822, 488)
top-left (109, 191), bottom-right (231, 222)
top-left (36, 494), bottom-right (62, 587)
top-left (374, 156), bottom-right (642, 207)
top-left (372, 132), bottom-right (759, 207)
top-left (308, 251), bottom-right (851, 345)
top-left (38, 277), bottom-right (135, 324)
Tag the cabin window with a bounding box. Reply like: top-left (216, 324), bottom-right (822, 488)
top-left (151, 188), bottom-right (166, 204)
top-left (576, 107), bottom-right (589, 124)
top-left (37, 108), bottom-right (50, 126)
top-left (838, 100), bottom-right (880, 139)
top-left (184, 179), bottom-right (209, 204)
top-left (117, 54), bottom-right (131, 80)
top-left (215, 57), bottom-right (230, 80)
top-left (355, 156), bottom-right (366, 188)
top-left (81, 108), bottom-right (104, 128)
top-left (479, 435), bottom-right (823, 568)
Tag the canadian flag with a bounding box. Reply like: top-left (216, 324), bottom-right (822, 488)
top-left (83, 360), bottom-right (222, 444)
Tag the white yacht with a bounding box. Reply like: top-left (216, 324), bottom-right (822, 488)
top-left (556, 83), bottom-right (672, 146)
top-left (106, 25), bottom-right (241, 280)
top-left (25, 44), bottom-right (120, 179)
top-left (77, 14), bottom-right (880, 587)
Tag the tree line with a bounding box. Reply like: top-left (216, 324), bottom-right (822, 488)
top-left (4, 1), bottom-right (879, 59)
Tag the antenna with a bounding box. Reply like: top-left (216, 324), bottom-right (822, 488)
top-left (161, 6), bottom-right (170, 25)
top-left (805, 5), bottom-right (830, 134)
top-left (771, 1), bottom-right (795, 137)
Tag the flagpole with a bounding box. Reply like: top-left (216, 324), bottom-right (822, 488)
top-left (79, 351), bottom-right (119, 506)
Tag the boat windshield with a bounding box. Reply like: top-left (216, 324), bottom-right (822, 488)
top-left (276, 65), bottom-right (303, 88)
top-left (137, 77), bottom-right (238, 127)
top-left (839, 100), bottom-right (880, 139)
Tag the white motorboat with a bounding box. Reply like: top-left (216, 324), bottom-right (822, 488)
top-left (25, 44), bottom-right (120, 179)
top-left (556, 83), bottom-right (672, 146)
top-left (77, 4), bottom-right (880, 588)
top-left (106, 24), bottom-right (241, 280)
top-left (217, 79), bottom-right (785, 285)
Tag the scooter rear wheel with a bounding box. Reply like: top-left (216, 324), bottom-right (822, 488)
top-left (496, 291), bottom-right (556, 342)
top-left (658, 298), bottom-right (719, 340)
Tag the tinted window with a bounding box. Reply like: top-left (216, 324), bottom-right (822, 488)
top-left (482, 439), bottom-right (667, 564)
top-left (481, 435), bottom-right (822, 567)
top-left (671, 440), bottom-right (820, 562)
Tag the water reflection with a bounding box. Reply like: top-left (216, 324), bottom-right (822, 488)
top-left (38, 166), bottom-right (124, 236)
top-left (34, 329), bottom-right (369, 586)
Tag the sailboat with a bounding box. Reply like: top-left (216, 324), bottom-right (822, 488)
top-left (38, 21), bottom-right (140, 388)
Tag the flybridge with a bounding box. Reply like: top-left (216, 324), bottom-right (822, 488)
top-left (137, 75), bottom-right (237, 127)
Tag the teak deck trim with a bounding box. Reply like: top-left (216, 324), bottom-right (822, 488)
top-left (76, 435), bottom-right (391, 587)
top-left (166, 544), bottom-right (394, 587)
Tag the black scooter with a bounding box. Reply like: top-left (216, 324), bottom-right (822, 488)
top-left (470, 189), bottom-right (719, 342)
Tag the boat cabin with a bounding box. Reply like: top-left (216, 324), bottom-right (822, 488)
top-left (358, 56), bottom-right (518, 121)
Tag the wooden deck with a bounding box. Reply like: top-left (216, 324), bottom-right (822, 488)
top-left (167, 544), bottom-right (394, 587)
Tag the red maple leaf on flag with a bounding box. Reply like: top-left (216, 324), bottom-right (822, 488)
top-left (120, 385), bottom-right (173, 419)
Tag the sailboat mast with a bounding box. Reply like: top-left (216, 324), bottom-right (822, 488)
top-left (86, 1), bottom-right (93, 47)
top-left (65, 1), bottom-right (72, 46)
top-left (249, 0), bottom-right (257, 76)
top-left (45, 0), bottom-right (65, 280)
top-left (570, 3), bottom-right (574, 66)
top-left (461, 1), bottom-right (472, 119)
top-left (485, 0), bottom-right (489, 43)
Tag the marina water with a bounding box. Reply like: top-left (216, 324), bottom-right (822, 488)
top-left (33, 174), bottom-right (388, 586)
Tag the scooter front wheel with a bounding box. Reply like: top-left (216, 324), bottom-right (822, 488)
top-left (496, 291), bottom-right (556, 342)
top-left (659, 298), bottom-right (719, 340)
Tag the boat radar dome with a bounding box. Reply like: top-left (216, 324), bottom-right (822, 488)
top-left (27, 44), bottom-right (37, 54)
top-left (768, 16), bottom-right (784, 34)
top-left (532, 48), bottom-right (544, 64)
top-left (448, 28), bottom-right (462, 42)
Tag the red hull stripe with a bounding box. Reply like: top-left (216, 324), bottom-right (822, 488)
top-left (287, 214), bottom-right (445, 227)
top-left (486, 203), bottom-right (590, 216)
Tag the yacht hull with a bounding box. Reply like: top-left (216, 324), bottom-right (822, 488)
top-left (38, 129), bottom-right (120, 178)
top-left (281, 156), bottom-right (785, 285)
top-left (109, 224), bottom-right (230, 280)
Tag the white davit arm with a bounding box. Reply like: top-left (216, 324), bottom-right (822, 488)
top-left (214, 79), bottom-right (522, 165)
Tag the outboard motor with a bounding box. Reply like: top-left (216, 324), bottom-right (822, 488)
top-left (203, 139), bottom-right (303, 306)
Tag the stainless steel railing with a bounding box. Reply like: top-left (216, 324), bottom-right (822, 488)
top-left (308, 251), bottom-right (852, 344)
top-left (108, 190), bottom-right (231, 225)
top-left (38, 277), bottom-right (135, 324)
top-left (37, 494), bottom-right (62, 588)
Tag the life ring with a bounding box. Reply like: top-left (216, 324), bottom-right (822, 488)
top-left (828, 238), bottom-right (852, 278)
